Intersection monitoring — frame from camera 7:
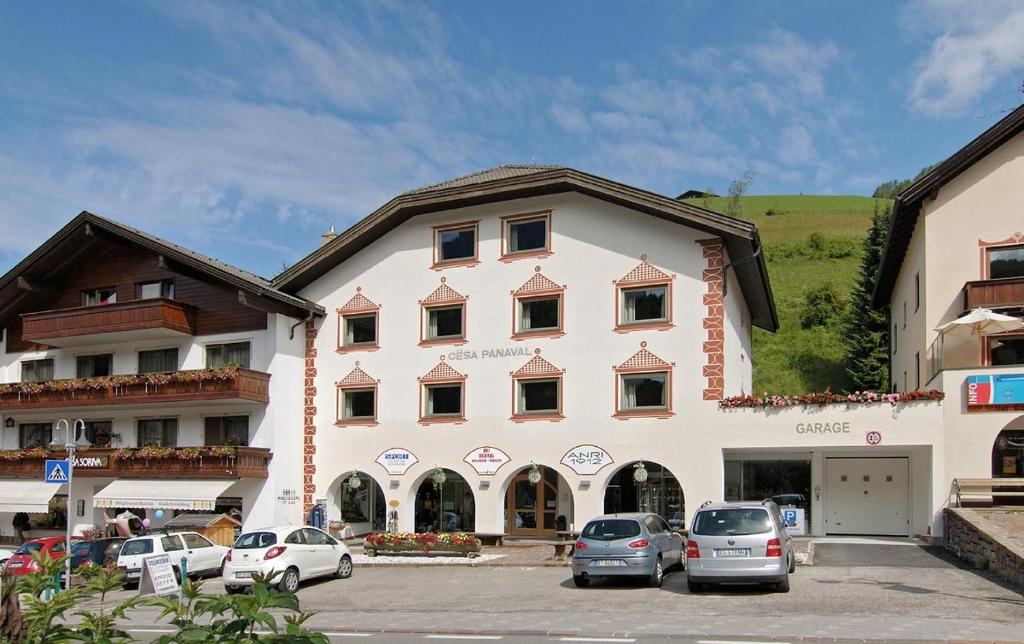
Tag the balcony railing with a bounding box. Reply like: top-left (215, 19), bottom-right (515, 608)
top-left (963, 277), bottom-right (1024, 312)
top-left (0, 446), bottom-right (270, 479)
top-left (0, 368), bottom-right (270, 411)
top-left (21, 298), bottom-right (196, 345)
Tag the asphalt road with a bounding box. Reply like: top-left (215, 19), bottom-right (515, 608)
top-left (94, 543), bottom-right (1024, 641)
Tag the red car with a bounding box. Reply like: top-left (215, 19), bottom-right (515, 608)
top-left (5, 537), bottom-right (71, 577)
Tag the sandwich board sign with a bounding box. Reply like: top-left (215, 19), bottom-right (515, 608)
top-left (138, 553), bottom-right (181, 597)
top-left (44, 460), bottom-right (70, 483)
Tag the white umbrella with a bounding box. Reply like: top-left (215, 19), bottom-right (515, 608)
top-left (935, 308), bottom-right (1024, 336)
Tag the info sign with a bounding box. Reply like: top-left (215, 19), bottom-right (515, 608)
top-left (966, 373), bottom-right (1024, 412)
top-left (560, 444), bottom-right (614, 476)
top-left (463, 447), bottom-right (511, 476)
top-left (138, 553), bottom-right (181, 597)
top-left (375, 448), bottom-right (418, 476)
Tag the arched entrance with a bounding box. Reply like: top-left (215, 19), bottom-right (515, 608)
top-left (504, 465), bottom-right (572, 537)
top-left (414, 468), bottom-right (475, 532)
top-left (337, 471), bottom-right (386, 536)
top-left (604, 461), bottom-right (684, 525)
top-left (992, 429), bottom-right (1024, 478)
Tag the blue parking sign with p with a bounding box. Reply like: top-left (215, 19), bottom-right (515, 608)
top-left (782, 509), bottom-right (797, 525)
top-left (44, 459), bottom-right (69, 484)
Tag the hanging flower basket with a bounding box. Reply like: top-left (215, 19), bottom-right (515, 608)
top-left (527, 464), bottom-right (542, 485)
top-left (633, 462), bottom-right (649, 484)
top-left (431, 468), bottom-right (447, 490)
top-left (363, 532), bottom-right (481, 557)
top-left (347, 472), bottom-right (362, 489)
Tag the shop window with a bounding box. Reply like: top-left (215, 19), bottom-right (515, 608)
top-left (204, 416), bottom-right (249, 446)
top-left (83, 420), bottom-right (113, 448)
top-left (415, 468), bottom-right (474, 532)
top-left (990, 336), bottom-right (1024, 366)
top-left (137, 280), bottom-right (174, 300)
top-left (993, 430), bottom-right (1024, 478)
top-left (206, 342), bottom-right (250, 369)
top-left (19, 423), bottom-right (53, 449)
top-left (77, 354), bottom-right (113, 378)
top-left (988, 244), bottom-right (1024, 279)
top-left (501, 211), bottom-right (551, 260)
top-left (137, 418), bottom-right (178, 447)
top-left (433, 221), bottom-right (479, 268)
top-left (138, 348), bottom-right (178, 374)
top-left (83, 287), bottom-right (116, 306)
top-left (21, 359), bottom-right (54, 383)
top-left (340, 472), bottom-right (386, 532)
top-left (614, 258), bottom-right (675, 332)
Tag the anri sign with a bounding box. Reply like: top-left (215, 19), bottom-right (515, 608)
top-left (560, 444), bottom-right (614, 475)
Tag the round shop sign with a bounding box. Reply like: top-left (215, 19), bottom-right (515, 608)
top-left (463, 446), bottom-right (511, 476)
top-left (866, 431), bottom-right (882, 446)
top-left (375, 448), bottom-right (419, 476)
top-left (560, 444), bottom-right (614, 476)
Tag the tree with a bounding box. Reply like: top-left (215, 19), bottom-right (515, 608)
top-left (724, 171), bottom-right (755, 218)
top-left (871, 164), bottom-right (939, 199)
top-left (842, 200), bottom-right (892, 390)
top-left (800, 283), bottom-right (845, 328)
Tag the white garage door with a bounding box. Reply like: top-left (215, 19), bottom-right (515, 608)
top-left (825, 457), bottom-right (909, 536)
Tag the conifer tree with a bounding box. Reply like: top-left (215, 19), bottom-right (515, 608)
top-left (843, 200), bottom-right (892, 391)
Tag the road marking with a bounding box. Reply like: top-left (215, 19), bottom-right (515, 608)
top-left (323, 634), bottom-right (374, 638)
top-left (559, 639), bottom-right (637, 643)
top-left (423, 637), bottom-right (503, 641)
top-left (699, 641), bottom-right (790, 644)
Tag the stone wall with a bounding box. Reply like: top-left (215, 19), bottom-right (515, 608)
top-left (944, 507), bottom-right (1024, 588)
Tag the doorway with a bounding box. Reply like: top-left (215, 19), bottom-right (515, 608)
top-left (506, 466), bottom-right (558, 536)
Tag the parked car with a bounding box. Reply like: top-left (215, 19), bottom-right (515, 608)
top-left (222, 526), bottom-right (353, 594)
top-left (571, 513), bottom-right (683, 588)
top-left (685, 500), bottom-right (795, 593)
top-left (117, 532), bottom-right (228, 588)
top-left (70, 537), bottom-right (127, 571)
top-left (5, 537), bottom-right (71, 577)
top-left (0, 548), bottom-right (15, 568)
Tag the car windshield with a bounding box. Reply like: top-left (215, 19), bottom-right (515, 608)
top-left (70, 542), bottom-right (92, 556)
top-left (120, 539), bottom-right (153, 556)
top-left (235, 532), bottom-right (277, 549)
top-left (693, 509), bottom-right (772, 536)
top-left (14, 542), bottom-right (44, 555)
top-left (582, 519), bottom-right (642, 541)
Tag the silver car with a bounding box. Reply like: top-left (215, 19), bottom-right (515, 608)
top-left (685, 500), bottom-right (794, 593)
top-left (572, 513), bottom-right (683, 588)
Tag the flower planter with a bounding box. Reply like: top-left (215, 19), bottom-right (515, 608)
top-left (363, 532), bottom-right (482, 558)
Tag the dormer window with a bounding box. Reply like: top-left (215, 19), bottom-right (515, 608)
top-left (83, 287), bottom-right (116, 306)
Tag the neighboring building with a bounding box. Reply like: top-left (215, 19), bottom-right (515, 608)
top-left (873, 104), bottom-right (1024, 489)
top-left (0, 212), bottom-right (322, 540)
top-left (274, 164), bottom-right (944, 540)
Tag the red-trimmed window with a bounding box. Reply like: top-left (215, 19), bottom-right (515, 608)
top-left (501, 211), bottom-right (552, 261)
top-left (432, 220), bottom-right (480, 269)
top-left (510, 352), bottom-right (565, 422)
top-left (418, 359), bottom-right (467, 425)
top-left (336, 289), bottom-right (380, 353)
top-left (613, 343), bottom-right (675, 419)
top-left (336, 365), bottom-right (379, 427)
top-left (419, 279), bottom-right (468, 346)
top-left (511, 268), bottom-right (565, 340)
top-left (614, 257), bottom-right (674, 333)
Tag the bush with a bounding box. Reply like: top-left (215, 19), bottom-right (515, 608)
top-left (765, 207), bottom-right (787, 217)
top-left (800, 284), bottom-right (846, 328)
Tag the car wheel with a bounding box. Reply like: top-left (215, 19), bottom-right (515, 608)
top-left (171, 566), bottom-right (181, 582)
top-left (648, 555), bottom-right (664, 588)
top-left (775, 574), bottom-right (790, 593)
top-left (687, 579), bottom-right (703, 593)
top-left (335, 555), bottom-right (353, 579)
top-left (572, 574), bottom-right (590, 588)
top-left (225, 585), bottom-right (245, 595)
top-left (788, 552), bottom-right (796, 574)
top-left (277, 567), bottom-right (300, 593)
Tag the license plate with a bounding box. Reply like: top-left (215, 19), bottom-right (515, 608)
top-left (592, 559), bottom-right (626, 567)
top-left (7, 562), bottom-right (22, 568)
top-left (127, 571), bottom-right (140, 579)
top-left (714, 548), bottom-right (750, 557)
top-left (235, 571), bottom-right (252, 579)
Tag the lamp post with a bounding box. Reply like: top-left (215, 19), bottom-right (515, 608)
top-left (51, 418), bottom-right (90, 592)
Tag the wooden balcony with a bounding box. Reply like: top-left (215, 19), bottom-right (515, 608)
top-left (0, 446), bottom-right (270, 479)
top-left (21, 298), bottom-right (196, 346)
top-left (963, 277), bottom-right (1024, 312)
top-left (0, 368), bottom-right (270, 411)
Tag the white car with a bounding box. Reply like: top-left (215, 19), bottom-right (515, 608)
top-left (0, 548), bottom-right (15, 568)
top-left (117, 531), bottom-right (229, 588)
top-left (222, 526), bottom-right (352, 594)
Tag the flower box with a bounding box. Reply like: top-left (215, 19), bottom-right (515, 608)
top-left (363, 532), bottom-right (482, 557)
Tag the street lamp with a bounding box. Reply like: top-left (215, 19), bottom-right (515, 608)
top-left (50, 418), bottom-right (90, 592)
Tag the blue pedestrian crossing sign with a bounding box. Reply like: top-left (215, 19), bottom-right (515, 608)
top-left (44, 459), bottom-right (69, 484)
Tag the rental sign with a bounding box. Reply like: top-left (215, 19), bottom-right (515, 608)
top-left (967, 374), bottom-right (1024, 412)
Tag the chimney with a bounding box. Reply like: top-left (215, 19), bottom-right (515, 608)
top-left (320, 225), bottom-right (338, 247)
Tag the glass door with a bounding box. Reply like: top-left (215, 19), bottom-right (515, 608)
top-left (506, 467), bottom-right (557, 536)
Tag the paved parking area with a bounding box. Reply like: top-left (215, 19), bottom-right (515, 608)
top-left (97, 543), bottom-right (1024, 641)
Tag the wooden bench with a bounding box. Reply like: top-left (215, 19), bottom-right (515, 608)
top-left (472, 532), bottom-right (510, 547)
top-left (951, 478), bottom-right (1024, 506)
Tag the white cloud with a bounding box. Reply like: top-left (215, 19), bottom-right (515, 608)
top-left (746, 30), bottom-right (839, 98)
top-left (907, 0), bottom-right (1024, 116)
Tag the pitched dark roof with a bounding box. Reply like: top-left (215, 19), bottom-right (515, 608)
top-left (0, 211), bottom-right (323, 321)
top-left (276, 165), bottom-right (778, 331)
top-left (872, 104), bottom-right (1024, 308)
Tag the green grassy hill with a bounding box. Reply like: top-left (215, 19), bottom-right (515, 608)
top-left (683, 194), bottom-right (892, 394)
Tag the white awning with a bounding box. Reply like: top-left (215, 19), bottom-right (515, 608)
top-left (93, 479), bottom-right (234, 511)
top-left (0, 480), bottom-right (66, 514)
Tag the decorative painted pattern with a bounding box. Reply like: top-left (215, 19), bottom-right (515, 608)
top-left (617, 259), bottom-right (673, 284)
top-left (616, 344), bottom-right (673, 371)
top-left (302, 319), bottom-right (318, 517)
top-left (698, 239), bottom-right (725, 400)
top-left (512, 352), bottom-right (564, 377)
top-left (514, 270), bottom-right (563, 295)
top-left (421, 279), bottom-right (466, 305)
top-left (338, 365), bottom-right (377, 386)
top-left (337, 290), bottom-right (379, 313)
top-left (420, 357), bottom-right (467, 383)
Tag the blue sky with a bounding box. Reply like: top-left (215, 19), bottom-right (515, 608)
top-left (1, 1), bottom-right (1022, 279)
